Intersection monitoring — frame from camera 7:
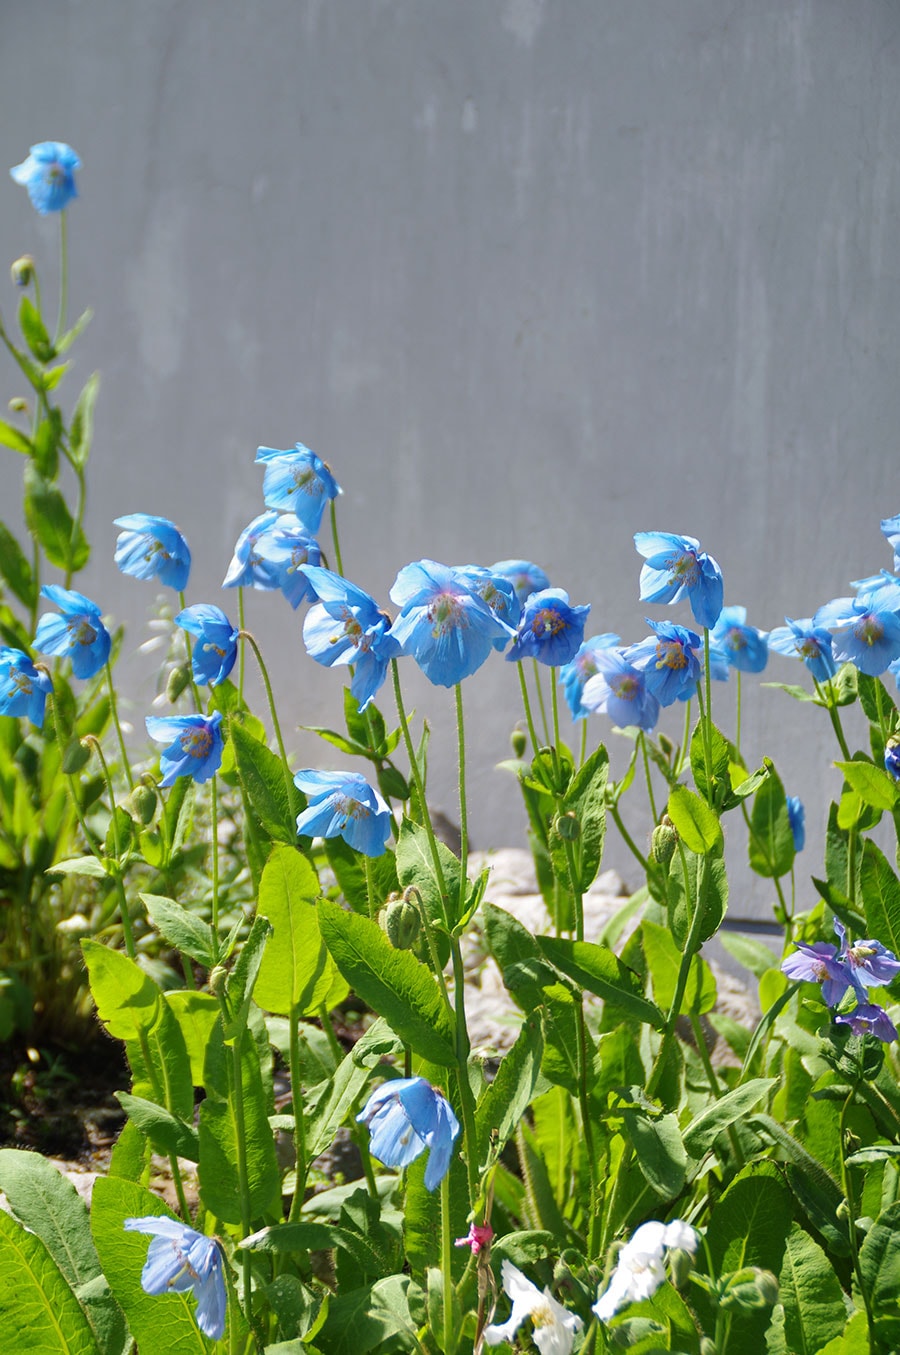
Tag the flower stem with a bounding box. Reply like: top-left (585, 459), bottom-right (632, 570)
top-left (390, 659), bottom-right (450, 924)
top-left (329, 499), bottom-right (344, 577)
top-left (532, 658), bottom-right (551, 747)
top-left (237, 588), bottom-right (246, 703)
top-left (288, 1004), bottom-right (309, 1222)
top-left (516, 661), bottom-right (542, 759)
top-left (105, 660), bottom-right (134, 790)
top-left (815, 677), bottom-right (853, 760)
top-left (210, 774), bottom-right (220, 936)
top-left (638, 731), bottom-right (658, 824)
top-left (455, 684), bottom-right (469, 923)
top-left (240, 630), bottom-right (294, 812)
top-left (440, 1173), bottom-right (456, 1355)
top-left (54, 209), bottom-right (68, 347)
top-left (85, 735), bottom-right (137, 958)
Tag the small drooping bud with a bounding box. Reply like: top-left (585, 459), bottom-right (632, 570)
top-left (207, 965), bottom-right (227, 995)
top-left (510, 727), bottom-right (527, 758)
top-left (383, 895), bottom-right (421, 950)
top-left (166, 664), bottom-right (191, 703)
top-left (651, 814), bottom-right (678, 867)
top-left (8, 397), bottom-right (28, 414)
top-left (11, 255), bottom-right (34, 288)
top-left (718, 1267), bottom-right (778, 1311)
top-left (62, 737), bottom-right (91, 775)
top-left (554, 810), bottom-right (580, 842)
top-left (128, 783), bottom-right (157, 826)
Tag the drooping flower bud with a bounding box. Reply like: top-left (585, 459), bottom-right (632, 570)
top-left (166, 664), bottom-right (191, 703)
top-left (651, 815), bottom-right (678, 867)
top-left (10, 255), bottom-right (34, 288)
top-left (383, 895), bottom-right (421, 950)
top-left (510, 727), bottom-right (527, 758)
top-left (128, 783), bottom-right (158, 826)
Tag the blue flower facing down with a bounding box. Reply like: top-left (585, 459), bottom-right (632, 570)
top-left (582, 648), bottom-right (660, 732)
top-left (300, 566), bottom-right (399, 711)
top-left (710, 605), bottom-right (768, 674)
top-left (252, 514), bottom-right (322, 608)
top-left (506, 588), bottom-right (591, 667)
top-left (124, 1217), bottom-right (225, 1341)
top-left (627, 620), bottom-right (703, 707)
top-left (490, 559), bottom-right (551, 606)
top-left (835, 1003), bottom-right (898, 1042)
top-left (559, 633), bottom-right (622, 720)
top-left (0, 648), bottom-right (52, 728)
top-left (33, 585), bottom-right (111, 680)
top-left (768, 617), bottom-right (837, 683)
top-left (145, 711), bottom-right (224, 787)
top-left (222, 510), bottom-right (281, 591)
top-left (881, 514), bottom-right (900, 572)
top-left (256, 444), bottom-right (341, 533)
top-left (10, 142), bottom-right (80, 214)
top-left (634, 532), bottom-right (723, 630)
top-left (294, 769), bottom-right (392, 856)
top-left (175, 605), bottom-right (239, 687)
top-left (813, 597), bottom-right (900, 676)
top-left (786, 796), bottom-right (805, 852)
top-left (390, 560), bottom-right (513, 686)
top-left (357, 1077), bottom-right (460, 1191)
top-left (114, 514), bottom-right (191, 592)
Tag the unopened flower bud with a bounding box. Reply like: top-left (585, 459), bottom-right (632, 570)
top-left (651, 816), bottom-right (678, 867)
top-left (166, 664), bottom-right (191, 703)
top-left (11, 255), bottom-right (34, 288)
top-left (669, 1246), bottom-right (695, 1289)
top-left (62, 737), bottom-right (91, 775)
top-left (510, 727), bottom-right (527, 759)
top-left (383, 896), bottom-right (421, 950)
top-left (128, 783), bottom-right (157, 825)
top-left (658, 733), bottom-right (674, 757)
top-left (8, 397), bottom-right (28, 414)
top-left (555, 811), bottom-right (580, 842)
top-left (208, 965), bottom-right (227, 995)
top-left (719, 1267), bottom-right (778, 1311)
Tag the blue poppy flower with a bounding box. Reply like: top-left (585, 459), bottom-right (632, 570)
top-left (506, 588), bottom-right (591, 667)
top-left (813, 597), bottom-right (900, 676)
top-left (627, 620), bottom-right (703, 706)
top-left (559, 634), bottom-right (622, 720)
top-left (886, 739), bottom-right (900, 782)
top-left (490, 559), bottom-right (551, 607)
top-left (835, 1003), bottom-right (898, 1042)
top-left (221, 510), bottom-right (281, 591)
top-left (768, 617), bottom-right (837, 683)
top-left (300, 566), bottom-right (399, 711)
top-left (582, 648), bottom-right (660, 732)
top-left (255, 444), bottom-right (341, 532)
top-left (175, 605), bottom-right (239, 687)
top-left (252, 514), bottom-right (322, 608)
top-left (710, 605), bottom-right (768, 674)
top-left (853, 569), bottom-right (900, 612)
top-left (836, 918), bottom-right (900, 994)
top-left (0, 648), bottom-right (52, 728)
top-left (453, 566), bottom-right (522, 651)
top-left (786, 796), bottom-right (805, 852)
top-left (33, 585), bottom-right (111, 680)
top-left (123, 1217), bottom-right (225, 1340)
top-left (356, 1077), bottom-right (460, 1191)
top-left (634, 531), bottom-right (724, 630)
top-left (145, 712), bottom-right (224, 787)
top-left (294, 769), bottom-right (392, 856)
top-left (781, 936), bottom-right (856, 1007)
top-left (390, 560), bottom-right (513, 687)
top-left (114, 514), bottom-right (191, 592)
top-left (881, 514), bottom-right (900, 572)
top-left (10, 142), bottom-right (80, 214)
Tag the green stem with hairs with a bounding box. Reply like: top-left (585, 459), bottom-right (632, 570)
top-left (516, 660), bottom-right (542, 760)
top-left (105, 660), bottom-right (134, 790)
top-left (240, 630), bottom-right (294, 810)
top-left (329, 499), bottom-right (344, 577)
top-left (390, 659), bottom-right (450, 923)
top-left (54, 210), bottom-right (68, 346)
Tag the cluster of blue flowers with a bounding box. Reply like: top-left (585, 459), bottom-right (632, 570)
top-left (782, 919), bottom-right (900, 1042)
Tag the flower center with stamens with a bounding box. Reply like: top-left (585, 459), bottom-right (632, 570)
top-left (531, 608), bottom-right (566, 638)
top-left (655, 641), bottom-right (688, 671)
top-left (182, 728), bottom-right (212, 759)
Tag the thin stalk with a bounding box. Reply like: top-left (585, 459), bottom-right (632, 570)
top-left (364, 855), bottom-right (377, 918)
top-left (440, 1173), bottom-right (456, 1355)
top-left (178, 591), bottom-right (204, 712)
top-left (105, 660), bottom-right (134, 789)
top-left (841, 1091), bottom-right (877, 1354)
top-left (455, 684), bottom-right (469, 922)
top-left (815, 678), bottom-right (852, 760)
top-left (210, 775), bottom-right (220, 936)
top-left (610, 802), bottom-right (649, 873)
top-left (288, 1006), bottom-right (309, 1222)
top-left (450, 936), bottom-right (480, 1212)
top-left (390, 659), bottom-right (450, 922)
top-left (579, 719), bottom-right (588, 769)
top-left (237, 588), bottom-right (246, 703)
top-left (673, 699), bottom-right (692, 778)
top-left (85, 735), bottom-right (137, 958)
top-left (516, 661), bottom-right (542, 759)
top-left (647, 845), bottom-right (711, 1099)
top-left (532, 659), bottom-right (551, 747)
top-left (638, 731), bottom-right (658, 825)
top-left (549, 670), bottom-right (564, 788)
top-left (735, 671), bottom-right (742, 758)
top-left (64, 465), bottom-right (86, 591)
top-left (240, 631), bottom-right (294, 808)
top-left (329, 499), bottom-right (344, 577)
top-left (54, 210), bottom-right (68, 346)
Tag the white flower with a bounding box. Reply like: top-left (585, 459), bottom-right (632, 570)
top-left (484, 1260), bottom-right (583, 1355)
top-left (593, 1218), bottom-right (698, 1323)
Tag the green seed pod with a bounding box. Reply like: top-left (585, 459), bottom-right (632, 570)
top-left (128, 783), bottom-right (157, 825)
top-left (166, 664), bottom-right (191, 703)
top-left (384, 896), bottom-right (421, 950)
top-left (650, 815), bottom-right (678, 867)
top-left (510, 727), bottom-right (527, 759)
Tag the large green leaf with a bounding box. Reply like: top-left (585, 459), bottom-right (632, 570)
top-left (620, 1102), bottom-right (686, 1198)
top-left (683, 1079), bottom-right (776, 1162)
top-left (859, 840), bottom-right (900, 959)
top-left (0, 523), bottom-right (37, 610)
top-left (475, 1013), bottom-right (543, 1163)
top-left (538, 936), bottom-right (664, 1029)
top-left (69, 372), bottom-right (100, 470)
top-left (230, 719), bottom-right (300, 844)
top-left (774, 1223), bottom-right (847, 1355)
top-left (395, 818), bottom-right (460, 930)
top-left (748, 761), bottom-right (794, 879)
top-left (141, 893), bottom-right (215, 969)
top-left (859, 1201), bottom-right (900, 1350)
top-left (255, 844), bottom-right (336, 1017)
top-left (667, 783), bottom-right (722, 854)
top-left (0, 1209), bottom-right (98, 1354)
top-left (0, 1149), bottom-right (100, 1291)
top-left (23, 464), bottom-right (89, 574)
top-left (835, 759), bottom-right (898, 812)
top-left (641, 918), bottom-right (716, 1016)
top-left (561, 743), bottom-right (608, 892)
top-left (319, 900), bottom-right (456, 1066)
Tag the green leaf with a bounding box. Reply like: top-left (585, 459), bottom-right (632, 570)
top-left (683, 1079), bottom-right (777, 1162)
top-left (719, 931), bottom-right (779, 979)
top-left (859, 841), bottom-right (900, 960)
top-left (223, 914), bottom-right (272, 1037)
top-left (18, 294), bottom-right (55, 362)
top-left (538, 935), bottom-right (664, 1029)
top-left (775, 1223), bottom-right (847, 1355)
top-left (561, 743), bottom-right (608, 891)
top-left (23, 464), bottom-right (89, 574)
top-left (255, 845), bottom-right (336, 1017)
top-left (33, 411), bottom-right (62, 479)
top-left (482, 902), bottom-right (561, 1013)
top-left (475, 1013), bottom-right (543, 1162)
top-left (642, 917), bottom-right (716, 1015)
top-left (47, 855), bottom-right (108, 880)
top-left (835, 758), bottom-right (898, 812)
top-left (0, 523), bottom-right (37, 610)
top-left (91, 1176), bottom-right (241, 1352)
top-left (395, 818), bottom-right (459, 930)
top-left (667, 848), bottom-right (728, 948)
top-left (0, 419), bottom-right (32, 455)
top-left (0, 1208), bottom-right (99, 1354)
top-left (748, 761), bottom-right (795, 878)
top-left (141, 893), bottom-right (215, 968)
top-left (319, 901), bottom-right (456, 1066)
top-left (69, 373), bottom-right (100, 470)
top-left (164, 990), bottom-right (219, 1086)
top-left (620, 1103), bottom-right (686, 1198)
top-left (316, 1276), bottom-right (420, 1355)
top-left (230, 718), bottom-right (300, 844)
top-left (0, 1149), bottom-right (101, 1290)
top-left (199, 1020), bottom-right (281, 1224)
top-left (304, 1047), bottom-right (374, 1161)
top-left (55, 307), bottom-right (93, 355)
top-left (859, 1201), bottom-right (900, 1350)
top-left (116, 1093), bottom-right (199, 1161)
top-left (690, 719), bottom-right (731, 807)
top-left (667, 783), bottom-right (722, 854)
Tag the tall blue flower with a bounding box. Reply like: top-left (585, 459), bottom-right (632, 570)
top-left (710, 605), bottom-right (768, 673)
top-left (221, 510), bottom-right (281, 591)
top-left (768, 617), bottom-right (837, 683)
top-left (145, 712), bottom-right (224, 786)
top-left (490, 559), bottom-right (551, 606)
top-left (10, 142), bottom-right (80, 214)
top-left (256, 444), bottom-right (341, 532)
top-left (627, 620), bottom-right (703, 706)
top-left (0, 649), bottom-right (52, 728)
top-left (390, 561), bottom-right (513, 687)
top-left (786, 796), bottom-right (805, 852)
top-left (454, 566), bottom-right (521, 650)
top-left (634, 532), bottom-right (723, 630)
top-left (252, 514), bottom-right (321, 608)
top-left (357, 1077), bottom-right (460, 1191)
top-left (582, 649), bottom-right (660, 732)
top-left (124, 1217), bottom-right (225, 1340)
top-left (294, 769), bottom-right (392, 856)
top-left (881, 514), bottom-right (900, 572)
top-left (506, 588), bottom-right (591, 667)
top-left (813, 597), bottom-right (900, 676)
top-left (559, 634), bottom-right (622, 720)
top-left (114, 514), bottom-right (191, 592)
top-left (33, 585), bottom-right (111, 680)
top-left (300, 566), bottom-right (399, 710)
top-left (175, 605), bottom-right (239, 687)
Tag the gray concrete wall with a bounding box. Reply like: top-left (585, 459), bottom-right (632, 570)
top-left (2, 1), bottom-right (900, 916)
